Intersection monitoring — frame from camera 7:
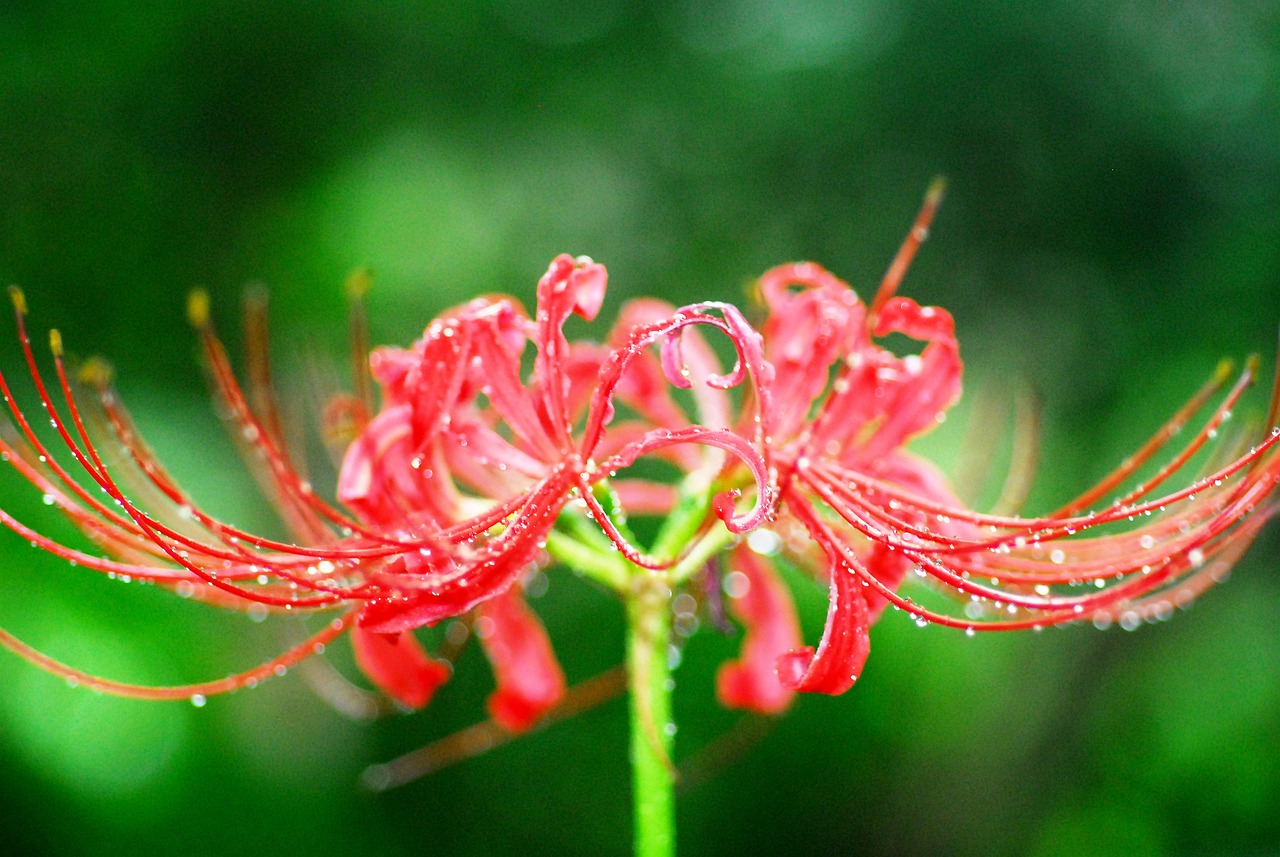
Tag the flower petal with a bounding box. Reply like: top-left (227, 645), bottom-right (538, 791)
top-left (757, 263), bottom-right (865, 439)
top-left (777, 495), bottom-right (871, 695)
top-left (716, 546), bottom-right (802, 714)
top-left (350, 624), bottom-right (451, 710)
top-left (475, 589), bottom-right (566, 732)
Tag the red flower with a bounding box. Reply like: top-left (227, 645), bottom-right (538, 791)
top-left (710, 186), bottom-right (1280, 711)
top-left (0, 257), bottom-right (772, 728)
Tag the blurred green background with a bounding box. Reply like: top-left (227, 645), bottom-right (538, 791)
top-left (2, 1), bottom-right (1278, 855)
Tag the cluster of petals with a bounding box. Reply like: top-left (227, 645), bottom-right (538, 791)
top-left (713, 259), bottom-right (1280, 712)
top-left (0, 256), bottom-right (773, 729)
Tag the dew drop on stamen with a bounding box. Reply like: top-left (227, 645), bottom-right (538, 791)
top-left (190, 693), bottom-right (207, 708)
top-left (1050, 549), bottom-right (1065, 564)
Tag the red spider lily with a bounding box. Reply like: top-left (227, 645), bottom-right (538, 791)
top-left (711, 184), bottom-right (1280, 711)
top-left (0, 255), bottom-right (773, 727)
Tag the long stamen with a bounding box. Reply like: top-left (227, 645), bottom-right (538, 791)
top-left (346, 268), bottom-right (376, 425)
top-left (1053, 359), bottom-right (1247, 517)
top-left (0, 610), bottom-right (355, 701)
top-left (867, 176), bottom-right (947, 326)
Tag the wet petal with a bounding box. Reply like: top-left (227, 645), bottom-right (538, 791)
top-left (757, 263), bottom-right (865, 438)
top-left (716, 546), bottom-right (802, 714)
top-left (351, 624), bottom-right (451, 710)
top-left (475, 589), bottom-right (567, 732)
top-left (778, 496), bottom-right (871, 695)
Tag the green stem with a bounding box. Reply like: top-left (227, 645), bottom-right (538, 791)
top-left (627, 575), bottom-right (675, 857)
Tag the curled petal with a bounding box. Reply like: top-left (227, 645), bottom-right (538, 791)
top-left (757, 261), bottom-right (850, 312)
top-left (716, 546), bottom-right (802, 714)
top-left (806, 295), bottom-right (960, 464)
top-left (533, 255), bottom-right (609, 447)
top-left (778, 495), bottom-right (871, 695)
top-left (756, 264), bottom-right (865, 437)
top-left (475, 589), bottom-right (567, 732)
top-left (337, 404), bottom-right (458, 526)
top-left (852, 297), bottom-right (960, 463)
top-left (350, 624), bottom-right (452, 710)
top-left (582, 303), bottom-right (772, 461)
top-left (596, 425), bottom-right (775, 533)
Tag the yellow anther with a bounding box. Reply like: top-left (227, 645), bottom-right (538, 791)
top-left (187, 288), bottom-right (210, 328)
top-left (345, 267), bottom-right (373, 300)
top-left (1214, 358), bottom-right (1235, 383)
top-left (49, 329), bottom-right (63, 357)
top-left (78, 357), bottom-right (114, 388)
top-left (924, 175), bottom-right (948, 208)
top-left (8, 285), bottom-right (27, 316)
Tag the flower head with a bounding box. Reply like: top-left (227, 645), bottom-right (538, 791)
top-left (0, 255), bottom-right (773, 728)
top-left (706, 185), bottom-right (1280, 712)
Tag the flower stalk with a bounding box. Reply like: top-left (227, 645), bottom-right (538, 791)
top-left (627, 571), bottom-right (676, 857)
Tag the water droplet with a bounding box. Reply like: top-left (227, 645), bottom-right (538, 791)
top-left (746, 529), bottom-right (781, 556)
top-left (190, 694), bottom-right (207, 708)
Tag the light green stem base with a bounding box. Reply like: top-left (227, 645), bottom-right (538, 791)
top-left (627, 576), bottom-right (675, 857)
